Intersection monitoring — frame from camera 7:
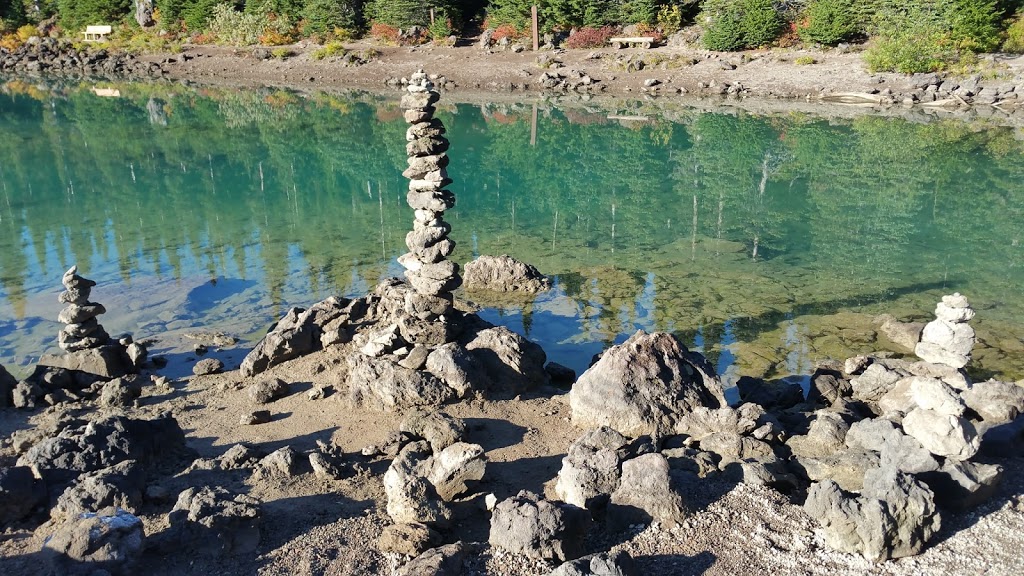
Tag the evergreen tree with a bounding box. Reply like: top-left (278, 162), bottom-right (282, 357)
top-left (303, 0), bottom-right (363, 34)
top-left (56, 0), bottom-right (131, 30)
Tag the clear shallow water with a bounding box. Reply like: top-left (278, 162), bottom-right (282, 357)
top-left (1, 79), bottom-right (1022, 382)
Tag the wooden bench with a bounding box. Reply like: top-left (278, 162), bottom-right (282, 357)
top-left (83, 25), bottom-right (112, 42)
top-left (609, 36), bottom-right (655, 49)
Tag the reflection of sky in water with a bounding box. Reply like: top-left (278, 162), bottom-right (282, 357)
top-left (1, 83), bottom-right (1024, 382)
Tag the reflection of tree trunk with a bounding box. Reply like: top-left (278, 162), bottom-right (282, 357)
top-left (691, 195), bottom-right (697, 261)
top-left (758, 154), bottom-right (769, 198)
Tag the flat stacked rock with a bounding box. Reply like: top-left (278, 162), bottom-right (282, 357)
top-left (914, 293), bottom-right (975, 368)
top-left (398, 70), bottom-right (461, 323)
top-left (56, 266), bottom-right (110, 352)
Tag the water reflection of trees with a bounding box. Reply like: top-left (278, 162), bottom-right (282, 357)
top-left (1, 81), bottom-right (1023, 378)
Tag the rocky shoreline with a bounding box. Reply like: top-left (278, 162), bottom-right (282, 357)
top-left (4, 37), bottom-right (1024, 117)
top-left (2, 78), bottom-right (1023, 576)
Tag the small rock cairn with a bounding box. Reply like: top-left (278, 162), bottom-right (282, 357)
top-left (56, 266), bottom-right (110, 352)
top-left (915, 292), bottom-right (975, 368)
top-left (397, 70), bottom-right (462, 322)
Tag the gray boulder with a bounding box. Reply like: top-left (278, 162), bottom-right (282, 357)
top-left (787, 411), bottom-right (849, 458)
top-left (463, 326), bottom-right (549, 395)
top-left (377, 522), bottom-right (442, 556)
top-left (547, 550), bottom-right (639, 576)
top-left (426, 342), bottom-right (490, 396)
top-left (428, 442), bottom-right (487, 501)
top-left (489, 490), bottom-right (589, 562)
top-left (38, 344), bottom-right (134, 379)
top-left (384, 442), bottom-right (451, 526)
top-left (960, 380), bottom-right (1024, 423)
top-left (804, 467), bottom-right (940, 561)
top-left (51, 460), bottom-right (144, 521)
top-left (43, 508), bottom-right (144, 576)
top-left (192, 358), bottom-right (224, 376)
top-left (248, 377), bottom-right (291, 404)
top-left (0, 363), bottom-right (15, 407)
top-left (400, 409), bottom-right (466, 453)
top-left (914, 293), bottom-right (976, 368)
top-left (18, 415), bottom-right (189, 487)
top-left (0, 466), bottom-right (46, 524)
top-left (348, 354), bottom-right (457, 411)
top-left (99, 376), bottom-right (143, 408)
top-left (902, 407), bottom-right (979, 461)
top-left (878, 316), bottom-right (924, 352)
top-left (796, 450), bottom-right (880, 492)
top-left (257, 446), bottom-right (301, 477)
top-left (699, 432), bottom-right (775, 464)
top-left (555, 427), bottom-right (629, 510)
top-left (240, 307), bottom-right (318, 377)
top-left (397, 542), bottom-right (467, 576)
top-left (166, 486), bottom-right (261, 555)
top-left (463, 254), bottom-right (551, 293)
top-left (910, 377), bottom-right (964, 416)
top-left (850, 362), bottom-right (901, 403)
top-left (674, 404), bottom-right (763, 440)
top-left (920, 460), bottom-right (1002, 511)
top-left (570, 331), bottom-right (725, 437)
top-left (606, 453), bottom-right (688, 531)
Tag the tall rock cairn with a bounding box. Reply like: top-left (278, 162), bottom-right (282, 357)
top-left (915, 293), bottom-right (976, 369)
top-left (398, 71), bottom-right (462, 321)
top-left (56, 266), bottom-right (110, 352)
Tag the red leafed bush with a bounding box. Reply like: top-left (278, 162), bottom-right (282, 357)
top-left (565, 26), bottom-right (616, 50)
top-left (370, 22), bottom-right (400, 45)
top-left (491, 24), bottom-right (522, 42)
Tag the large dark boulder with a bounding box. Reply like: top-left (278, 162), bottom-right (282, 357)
top-left (569, 331), bottom-right (726, 437)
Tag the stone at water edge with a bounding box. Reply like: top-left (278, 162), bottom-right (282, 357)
top-left (914, 293), bottom-right (976, 368)
top-left (0, 363), bottom-right (16, 407)
top-left (902, 407), bottom-right (980, 461)
top-left (569, 330), bottom-right (726, 437)
top-left (38, 344), bottom-right (133, 379)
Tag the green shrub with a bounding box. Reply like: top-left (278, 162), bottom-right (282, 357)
top-left (271, 46), bottom-right (291, 58)
top-left (798, 0), bottom-right (861, 45)
top-left (620, 0), bottom-right (658, 25)
top-left (1005, 12), bottom-right (1024, 52)
top-left (700, 0), bottom-right (782, 51)
top-left (864, 5), bottom-right (952, 73)
top-left (1, 0), bottom-right (26, 29)
top-left (207, 3), bottom-right (291, 45)
top-left (427, 14), bottom-right (453, 41)
top-left (946, 0), bottom-right (1002, 52)
top-left (302, 0), bottom-right (362, 37)
top-left (183, 0), bottom-right (227, 32)
top-left (311, 40), bottom-right (345, 59)
top-left (657, 4), bottom-right (684, 32)
top-left (484, 0), bottom-right (533, 31)
top-left (795, 55), bottom-right (816, 64)
top-left (364, 0), bottom-right (431, 29)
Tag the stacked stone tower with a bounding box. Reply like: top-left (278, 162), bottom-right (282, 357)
top-left (56, 266), bottom-right (110, 352)
top-left (398, 70), bottom-right (462, 322)
top-left (915, 293), bottom-right (976, 369)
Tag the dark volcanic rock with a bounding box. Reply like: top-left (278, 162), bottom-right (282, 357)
top-left (569, 331), bottom-right (726, 437)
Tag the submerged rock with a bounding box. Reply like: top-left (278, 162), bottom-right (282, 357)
top-left (463, 254), bottom-right (551, 293)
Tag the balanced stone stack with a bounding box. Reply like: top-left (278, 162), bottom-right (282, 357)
top-left (56, 266), bottom-right (110, 352)
top-left (397, 70), bottom-right (462, 323)
top-left (914, 293), bottom-right (975, 368)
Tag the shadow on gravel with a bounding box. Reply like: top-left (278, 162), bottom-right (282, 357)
top-left (635, 550), bottom-right (718, 575)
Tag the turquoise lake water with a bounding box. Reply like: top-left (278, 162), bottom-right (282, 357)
top-left (1, 80), bottom-right (1022, 382)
